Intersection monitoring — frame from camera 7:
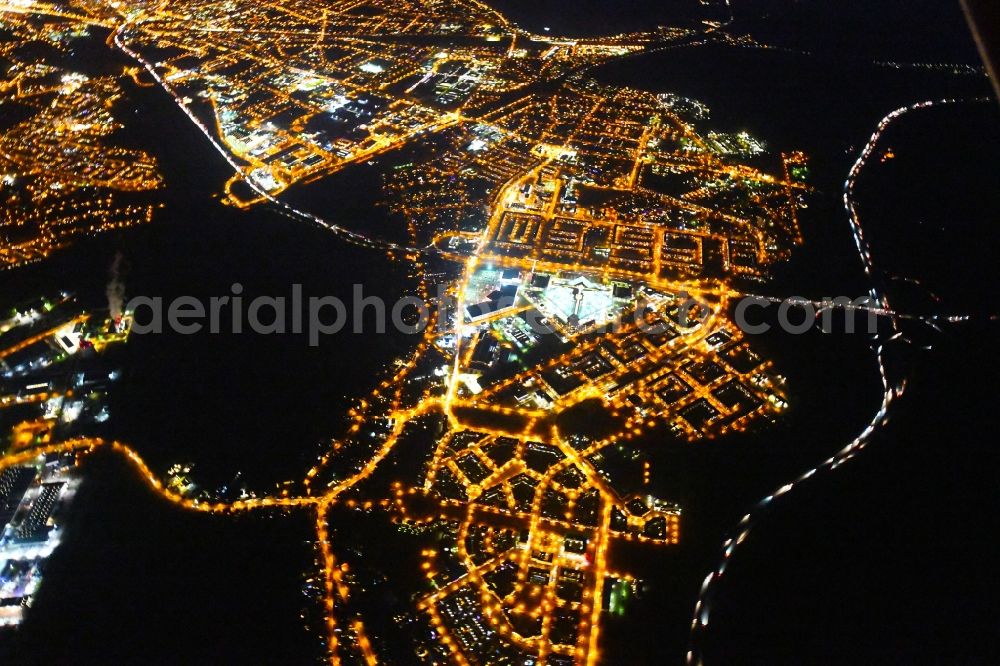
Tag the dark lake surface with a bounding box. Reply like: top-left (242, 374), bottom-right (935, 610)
top-left (1, 68), bottom-right (424, 491)
top-left (584, 16), bottom-right (1000, 664)
top-left (0, 450), bottom-right (324, 664)
top-left (487, 0), bottom-right (723, 35)
top-left (0, 41), bottom-right (420, 661)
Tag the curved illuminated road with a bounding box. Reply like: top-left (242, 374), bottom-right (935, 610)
top-left (685, 96), bottom-right (992, 665)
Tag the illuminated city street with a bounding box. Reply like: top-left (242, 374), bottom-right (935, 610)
top-left (1, 0), bottom-right (999, 664)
